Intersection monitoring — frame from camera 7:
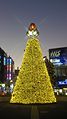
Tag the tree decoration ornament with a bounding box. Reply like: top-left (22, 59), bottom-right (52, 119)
top-left (26, 23), bottom-right (39, 37)
top-left (29, 23), bottom-right (37, 31)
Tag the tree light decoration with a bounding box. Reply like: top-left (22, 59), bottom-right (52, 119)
top-left (10, 38), bottom-right (56, 104)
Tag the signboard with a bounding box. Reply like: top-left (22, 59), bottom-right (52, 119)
top-left (49, 47), bottom-right (67, 65)
top-left (58, 79), bottom-right (67, 85)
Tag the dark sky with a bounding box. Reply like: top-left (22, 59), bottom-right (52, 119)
top-left (0, 0), bottom-right (67, 68)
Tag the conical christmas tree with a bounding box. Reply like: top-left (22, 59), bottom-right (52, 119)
top-left (10, 23), bottom-right (56, 104)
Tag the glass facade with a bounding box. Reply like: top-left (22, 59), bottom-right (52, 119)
top-left (7, 57), bottom-right (14, 81)
top-left (0, 48), bottom-right (14, 95)
top-left (49, 47), bottom-right (67, 88)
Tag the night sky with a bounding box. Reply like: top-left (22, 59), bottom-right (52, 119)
top-left (0, 0), bottom-right (67, 69)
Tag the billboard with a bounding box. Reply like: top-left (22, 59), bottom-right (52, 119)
top-left (58, 79), bottom-right (67, 85)
top-left (49, 47), bottom-right (67, 66)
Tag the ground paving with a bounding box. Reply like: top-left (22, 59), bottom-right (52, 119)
top-left (0, 101), bottom-right (67, 119)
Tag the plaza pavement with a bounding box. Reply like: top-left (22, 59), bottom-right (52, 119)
top-left (0, 96), bottom-right (67, 119)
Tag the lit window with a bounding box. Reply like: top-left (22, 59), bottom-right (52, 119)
top-left (10, 67), bottom-right (11, 72)
top-left (9, 76), bottom-right (11, 80)
top-left (9, 74), bottom-right (11, 77)
top-left (4, 57), bottom-right (6, 65)
top-left (7, 59), bottom-right (10, 65)
top-left (10, 59), bottom-right (12, 64)
top-left (50, 59), bottom-right (53, 63)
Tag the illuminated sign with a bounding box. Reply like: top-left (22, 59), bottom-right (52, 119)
top-left (58, 79), bottom-right (67, 85)
top-left (50, 50), bottom-right (61, 58)
top-left (49, 47), bottom-right (67, 65)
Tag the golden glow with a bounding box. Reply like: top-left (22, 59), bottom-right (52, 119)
top-left (29, 23), bottom-right (37, 31)
top-left (10, 38), bottom-right (56, 104)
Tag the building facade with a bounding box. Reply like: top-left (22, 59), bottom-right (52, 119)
top-left (7, 56), bottom-right (14, 81)
top-left (49, 47), bottom-right (67, 90)
top-left (0, 47), bottom-right (15, 94)
top-left (0, 47), bottom-right (7, 83)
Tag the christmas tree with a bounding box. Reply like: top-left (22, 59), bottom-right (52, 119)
top-left (10, 23), bottom-right (56, 104)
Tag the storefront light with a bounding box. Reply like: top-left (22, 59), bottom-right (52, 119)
top-left (2, 84), bottom-right (5, 87)
top-left (59, 89), bottom-right (62, 93)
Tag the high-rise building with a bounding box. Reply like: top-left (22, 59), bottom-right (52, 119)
top-left (0, 47), bottom-right (15, 94)
top-left (0, 47), bottom-right (7, 83)
top-left (6, 56), bottom-right (15, 93)
top-left (0, 47), bottom-right (15, 83)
